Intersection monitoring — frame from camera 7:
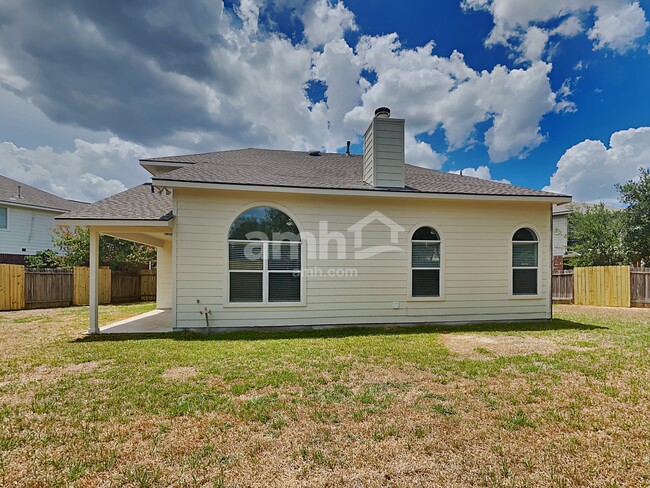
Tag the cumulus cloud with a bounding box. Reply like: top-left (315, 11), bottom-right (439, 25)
top-left (588, 2), bottom-right (649, 52)
top-left (344, 37), bottom-right (556, 162)
top-left (301, 0), bottom-right (358, 47)
top-left (464, 0), bottom-right (649, 55)
top-left (449, 166), bottom-right (511, 184)
top-left (0, 138), bottom-right (184, 202)
top-left (0, 0), bottom-right (572, 199)
top-left (544, 127), bottom-right (650, 204)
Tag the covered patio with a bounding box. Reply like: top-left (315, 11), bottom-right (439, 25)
top-left (56, 183), bottom-right (175, 334)
top-left (101, 309), bottom-right (172, 333)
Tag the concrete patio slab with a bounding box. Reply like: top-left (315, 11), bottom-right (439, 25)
top-left (101, 309), bottom-right (172, 334)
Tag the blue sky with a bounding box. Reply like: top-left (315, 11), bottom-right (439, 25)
top-left (0, 0), bottom-right (649, 203)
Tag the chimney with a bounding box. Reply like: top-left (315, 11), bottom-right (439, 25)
top-left (363, 107), bottom-right (405, 188)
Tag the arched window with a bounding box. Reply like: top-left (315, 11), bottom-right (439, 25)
top-left (512, 228), bottom-right (538, 295)
top-left (411, 226), bottom-right (441, 297)
top-left (228, 207), bottom-right (302, 303)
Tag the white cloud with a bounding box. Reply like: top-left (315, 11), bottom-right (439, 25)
top-left (0, 0), bottom-right (573, 199)
top-left (552, 16), bottom-right (584, 37)
top-left (0, 137), bottom-right (185, 202)
top-left (464, 0), bottom-right (649, 56)
top-left (449, 165), bottom-right (511, 184)
top-left (301, 0), bottom-right (357, 47)
top-left (544, 127), bottom-right (650, 204)
top-left (520, 26), bottom-right (549, 62)
top-left (405, 137), bottom-right (446, 169)
top-left (344, 36), bottom-right (556, 163)
top-left (588, 2), bottom-right (649, 52)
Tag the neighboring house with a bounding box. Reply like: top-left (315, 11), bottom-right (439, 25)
top-left (0, 175), bottom-right (87, 264)
top-left (58, 108), bottom-right (571, 334)
top-left (552, 202), bottom-right (621, 271)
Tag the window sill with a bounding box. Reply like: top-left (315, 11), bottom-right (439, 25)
top-left (508, 295), bottom-right (542, 300)
top-left (223, 302), bottom-right (307, 308)
top-left (407, 296), bottom-right (445, 302)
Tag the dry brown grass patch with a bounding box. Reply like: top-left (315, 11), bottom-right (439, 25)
top-left (440, 333), bottom-right (563, 359)
top-left (160, 366), bottom-right (198, 381)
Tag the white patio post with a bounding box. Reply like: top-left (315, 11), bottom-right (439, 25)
top-left (88, 228), bottom-right (100, 334)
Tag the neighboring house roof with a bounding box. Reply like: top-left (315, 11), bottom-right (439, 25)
top-left (553, 202), bottom-right (622, 216)
top-left (145, 148), bottom-right (568, 199)
top-left (58, 183), bottom-right (173, 221)
top-left (0, 174), bottom-right (87, 212)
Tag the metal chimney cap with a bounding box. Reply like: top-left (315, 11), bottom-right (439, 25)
top-left (374, 107), bottom-right (391, 118)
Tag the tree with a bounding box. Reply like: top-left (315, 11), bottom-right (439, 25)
top-left (53, 227), bottom-right (157, 270)
top-left (24, 250), bottom-right (61, 268)
top-left (618, 168), bottom-right (650, 265)
top-left (567, 203), bottom-right (626, 267)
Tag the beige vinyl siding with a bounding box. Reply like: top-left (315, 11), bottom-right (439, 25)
top-left (172, 188), bottom-right (552, 329)
top-left (0, 205), bottom-right (61, 255)
top-left (552, 214), bottom-right (568, 256)
top-left (156, 241), bottom-right (173, 309)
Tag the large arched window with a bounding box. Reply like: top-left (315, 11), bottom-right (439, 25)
top-left (228, 207), bottom-right (302, 303)
top-left (411, 226), bottom-right (441, 297)
top-left (512, 228), bottom-right (538, 295)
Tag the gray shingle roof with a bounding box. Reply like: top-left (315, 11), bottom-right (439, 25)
top-left (147, 148), bottom-right (568, 198)
top-left (57, 183), bottom-right (173, 221)
top-left (0, 174), bottom-right (88, 212)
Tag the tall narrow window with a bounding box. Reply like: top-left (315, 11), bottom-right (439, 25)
top-left (411, 226), bottom-right (441, 297)
top-left (512, 228), bottom-right (538, 295)
top-left (0, 207), bottom-right (6, 229)
top-left (228, 207), bottom-right (302, 304)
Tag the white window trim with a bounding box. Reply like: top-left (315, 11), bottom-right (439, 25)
top-left (407, 224), bottom-right (445, 301)
top-left (0, 206), bottom-right (8, 231)
top-left (509, 226), bottom-right (542, 299)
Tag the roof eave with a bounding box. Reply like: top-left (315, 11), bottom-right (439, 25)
top-left (55, 218), bottom-right (174, 227)
top-left (0, 199), bottom-right (72, 213)
top-left (151, 178), bottom-right (572, 204)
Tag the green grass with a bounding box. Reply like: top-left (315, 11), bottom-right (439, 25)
top-left (0, 304), bottom-right (649, 486)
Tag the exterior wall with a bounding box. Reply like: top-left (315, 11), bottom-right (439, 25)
top-left (552, 214), bottom-right (568, 257)
top-left (0, 205), bottom-right (60, 255)
top-left (173, 188), bottom-right (552, 329)
top-left (156, 241), bottom-right (173, 309)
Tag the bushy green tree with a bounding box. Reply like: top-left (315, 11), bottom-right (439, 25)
top-left (24, 250), bottom-right (61, 268)
top-left (53, 227), bottom-right (157, 270)
top-left (617, 168), bottom-right (650, 265)
top-left (567, 203), bottom-right (626, 266)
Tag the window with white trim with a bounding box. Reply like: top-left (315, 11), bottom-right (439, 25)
top-left (0, 207), bottom-right (7, 229)
top-left (512, 228), bottom-right (538, 295)
top-left (411, 226), bottom-right (441, 297)
top-left (228, 207), bottom-right (302, 303)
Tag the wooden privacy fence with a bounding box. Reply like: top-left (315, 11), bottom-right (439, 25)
top-left (0, 264), bottom-right (156, 311)
top-left (631, 268), bottom-right (650, 307)
top-left (73, 267), bottom-right (112, 306)
top-left (25, 268), bottom-right (73, 309)
top-left (0, 264), bottom-right (25, 310)
top-left (552, 266), bottom-right (650, 308)
top-left (552, 270), bottom-right (574, 303)
top-left (574, 266), bottom-right (630, 307)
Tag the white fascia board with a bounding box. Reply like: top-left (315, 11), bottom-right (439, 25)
top-left (152, 179), bottom-right (572, 204)
top-left (55, 219), bottom-right (174, 228)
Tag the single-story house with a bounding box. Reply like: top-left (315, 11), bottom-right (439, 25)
top-left (58, 108), bottom-right (571, 334)
top-left (0, 175), bottom-right (87, 264)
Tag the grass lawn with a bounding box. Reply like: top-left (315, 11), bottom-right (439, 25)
top-left (1, 304), bottom-right (649, 487)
